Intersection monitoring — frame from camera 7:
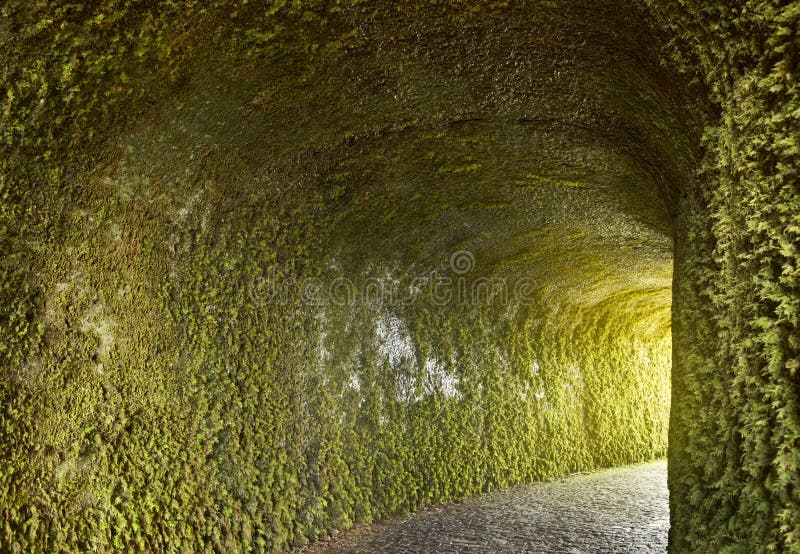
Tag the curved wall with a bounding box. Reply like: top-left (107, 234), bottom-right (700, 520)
top-left (1, 1), bottom-right (796, 552)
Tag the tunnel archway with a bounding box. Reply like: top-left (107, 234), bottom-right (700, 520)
top-left (1, 1), bottom-right (797, 552)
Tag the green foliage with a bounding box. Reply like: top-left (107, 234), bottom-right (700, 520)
top-left (7, 0), bottom-right (792, 552)
top-left (645, 1), bottom-right (800, 551)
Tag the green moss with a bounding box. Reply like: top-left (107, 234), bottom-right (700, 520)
top-left (2, 0), bottom-right (680, 548)
top-left (644, 2), bottom-right (800, 551)
top-left (3, 0), bottom-right (795, 552)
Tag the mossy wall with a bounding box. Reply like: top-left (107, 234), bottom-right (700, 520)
top-left (1, 1), bottom-right (795, 552)
top-left (644, 2), bottom-right (800, 552)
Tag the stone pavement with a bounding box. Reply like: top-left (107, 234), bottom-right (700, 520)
top-left (303, 461), bottom-right (669, 553)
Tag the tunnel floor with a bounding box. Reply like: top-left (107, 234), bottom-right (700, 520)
top-left (302, 461), bottom-right (668, 554)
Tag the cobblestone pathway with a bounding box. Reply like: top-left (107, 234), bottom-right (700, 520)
top-left (304, 461), bottom-right (668, 553)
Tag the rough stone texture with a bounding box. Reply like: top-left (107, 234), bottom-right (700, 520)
top-left (3, 0), bottom-right (797, 551)
top-left (307, 461), bottom-right (668, 553)
top-left (1, 2), bottom-right (686, 551)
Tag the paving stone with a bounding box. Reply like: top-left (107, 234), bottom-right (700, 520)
top-left (305, 461), bottom-right (668, 553)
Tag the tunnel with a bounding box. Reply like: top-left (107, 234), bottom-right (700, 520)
top-left (1, 1), bottom-right (798, 552)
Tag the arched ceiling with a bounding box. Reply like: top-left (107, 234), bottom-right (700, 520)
top-left (0, 1), bottom-right (716, 551)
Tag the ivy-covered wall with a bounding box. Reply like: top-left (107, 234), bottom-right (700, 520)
top-left (1, 1), bottom-right (795, 552)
